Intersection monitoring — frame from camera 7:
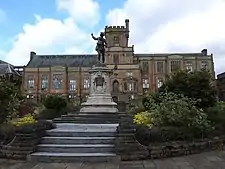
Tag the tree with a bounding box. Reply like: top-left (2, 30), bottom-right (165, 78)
top-left (159, 70), bottom-right (217, 109)
top-left (0, 77), bottom-right (22, 124)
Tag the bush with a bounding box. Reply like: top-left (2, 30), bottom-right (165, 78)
top-left (0, 123), bottom-right (15, 145)
top-left (13, 113), bottom-right (37, 127)
top-left (0, 77), bottom-right (22, 124)
top-left (38, 108), bottom-right (66, 120)
top-left (159, 70), bottom-right (217, 109)
top-left (19, 101), bottom-right (37, 117)
top-left (133, 92), bottom-right (213, 143)
top-left (13, 114), bottom-right (53, 134)
top-left (43, 95), bottom-right (67, 111)
top-left (127, 98), bottom-right (145, 115)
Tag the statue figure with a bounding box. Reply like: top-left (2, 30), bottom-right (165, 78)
top-left (91, 32), bottom-right (107, 63)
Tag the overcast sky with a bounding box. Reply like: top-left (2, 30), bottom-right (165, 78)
top-left (0, 0), bottom-right (224, 75)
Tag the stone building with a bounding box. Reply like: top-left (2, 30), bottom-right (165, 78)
top-left (217, 72), bottom-right (225, 101)
top-left (23, 19), bottom-right (215, 103)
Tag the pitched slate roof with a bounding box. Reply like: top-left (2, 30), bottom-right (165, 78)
top-left (26, 54), bottom-right (98, 68)
top-left (0, 60), bottom-right (21, 76)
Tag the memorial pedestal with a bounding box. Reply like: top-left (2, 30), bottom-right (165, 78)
top-left (80, 64), bottom-right (118, 113)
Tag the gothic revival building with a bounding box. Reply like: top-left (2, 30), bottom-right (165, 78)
top-left (23, 19), bottom-right (215, 103)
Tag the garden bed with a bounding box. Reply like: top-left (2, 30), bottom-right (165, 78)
top-left (1, 120), bottom-right (53, 160)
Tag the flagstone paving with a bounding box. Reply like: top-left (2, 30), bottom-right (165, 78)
top-left (1, 151), bottom-right (225, 169)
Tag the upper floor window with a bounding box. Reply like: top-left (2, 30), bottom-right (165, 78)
top-left (186, 61), bottom-right (193, 72)
top-left (142, 79), bottom-right (149, 89)
top-left (27, 75), bottom-right (34, 89)
top-left (142, 61), bottom-right (149, 72)
top-left (156, 62), bottom-right (164, 73)
top-left (41, 75), bottom-right (48, 90)
top-left (113, 36), bottom-right (119, 46)
top-left (53, 74), bottom-right (63, 89)
top-left (83, 78), bottom-right (90, 89)
top-left (201, 61), bottom-right (209, 70)
top-left (113, 54), bottom-right (119, 64)
top-left (170, 60), bottom-right (181, 72)
top-left (69, 79), bottom-right (76, 91)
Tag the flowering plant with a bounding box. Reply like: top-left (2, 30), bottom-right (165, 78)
top-left (133, 111), bottom-right (154, 128)
top-left (14, 113), bottom-right (37, 127)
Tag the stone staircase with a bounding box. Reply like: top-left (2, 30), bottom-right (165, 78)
top-left (28, 112), bottom-right (125, 162)
top-left (53, 112), bottom-right (127, 124)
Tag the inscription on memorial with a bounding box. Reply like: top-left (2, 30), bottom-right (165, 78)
top-left (95, 76), bottom-right (105, 86)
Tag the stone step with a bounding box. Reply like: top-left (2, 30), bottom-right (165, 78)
top-left (54, 123), bottom-right (118, 130)
top-left (37, 144), bottom-right (115, 153)
top-left (61, 115), bottom-right (125, 119)
top-left (41, 136), bottom-right (116, 144)
top-left (28, 152), bottom-right (118, 162)
top-left (46, 130), bottom-right (117, 137)
top-left (64, 112), bottom-right (127, 116)
top-left (53, 118), bottom-right (120, 124)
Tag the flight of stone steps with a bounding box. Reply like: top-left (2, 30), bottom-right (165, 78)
top-left (28, 112), bottom-right (126, 162)
top-left (53, 112), bottom-right (127, 124)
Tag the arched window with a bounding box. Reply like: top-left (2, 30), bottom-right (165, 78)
top-left (112, 80), bottom-right (120, 92)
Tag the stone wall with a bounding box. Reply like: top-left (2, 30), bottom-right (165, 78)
top-left (116, 116), bottom-right (225, 161)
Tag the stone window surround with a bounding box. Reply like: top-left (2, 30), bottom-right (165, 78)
top-left (52, 74), bottom-right (63, 89)
top-left (27, 75), bottom-right (35, 89)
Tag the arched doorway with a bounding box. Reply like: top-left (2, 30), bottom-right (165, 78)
top-left (112, 80), bottom-right (120, 93)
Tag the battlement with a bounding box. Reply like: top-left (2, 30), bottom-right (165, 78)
top-left (105, 25), bottom-right (127, 32)
top-left (105, 19), bottom-right (130, 33)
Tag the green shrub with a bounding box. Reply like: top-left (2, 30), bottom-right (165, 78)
top-left (134, 92), bottom-right (213, 143)
top-left (0, 123), bottom-right (15, 145)
top-left (127, 98), bottom-right (145, 115)
top-left (43, 95), bottom-right (67, 111)
top-left (159, 70), bottom-right (217, 109)
top-left (205, 102), bottom-right (225, 130)
top-left (38, 108), bottom-right (66, 120)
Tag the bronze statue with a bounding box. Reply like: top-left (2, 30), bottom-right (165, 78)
top-left (91, 32), bottom-right (107, 63)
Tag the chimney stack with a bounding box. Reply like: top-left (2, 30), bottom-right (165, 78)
top-left (201, 49), bottom-right (207, 56)
top-left (30, 51), bottom-right (36, 61)
top-left (125, 19), bottom-right (130, 38)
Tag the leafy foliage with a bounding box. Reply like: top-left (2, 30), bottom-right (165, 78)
top-left (43, 95), bottom-right (67, 110)
top-left (13, 113), bottom-right (37, 127)
top-left (159, 70), bottom-right (217, 108)
top-left (0, 77), bottom-right (22, 124)
top-left (127, 98), bottom-right (145, 115)
top-left (133, 111), bottom-right (154, 127)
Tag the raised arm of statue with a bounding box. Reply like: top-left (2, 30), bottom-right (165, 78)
top-left (91, 33), bottom-right (98, 40)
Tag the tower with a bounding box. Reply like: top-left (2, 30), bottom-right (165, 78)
top-left (105, 19), bottom-right (130, 48)
top-left (104, 19), bottom-right (133, 65)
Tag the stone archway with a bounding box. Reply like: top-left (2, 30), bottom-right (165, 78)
top-left (112, 80), bottom-right (120, 92)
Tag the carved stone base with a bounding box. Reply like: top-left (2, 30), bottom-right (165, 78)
top-left (80, 65), bottom-right (118, 113)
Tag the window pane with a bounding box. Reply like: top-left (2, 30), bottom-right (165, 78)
top-left (69, 79), bottom-right (76, 91)
top-left (27, 75), bottom-right (34, 89)
top-left (53, 74), bottom-right (63, 89)
top-left (156, 62), bottom-right (164, 73)
top-left (83, 78), bottom-right (90, 89)
top-left (142, 79), bottom-right (149, 88)
top-left (170, 60), bottom-right (181, 72)
top-left (41, 75), bottom-right (48, 90)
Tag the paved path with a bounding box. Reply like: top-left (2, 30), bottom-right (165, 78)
top-left (1, 151), bottom-right (225, 169)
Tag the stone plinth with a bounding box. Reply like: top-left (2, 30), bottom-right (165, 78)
top-left (80, 64), bottom-right (118, 113)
